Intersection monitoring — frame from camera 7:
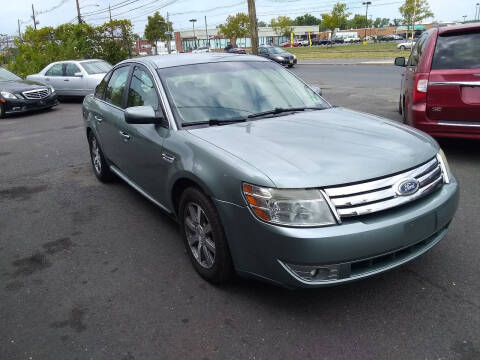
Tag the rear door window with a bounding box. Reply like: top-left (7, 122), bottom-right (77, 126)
top-left (46, 63), bottom-right (64, 76)
top-left (432, 32), bottom-right (480, 69)
top-left (65, 63), bottom-right (81, 76)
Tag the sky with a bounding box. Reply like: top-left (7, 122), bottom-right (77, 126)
top-left (0, 0), bottom-right (478, 36)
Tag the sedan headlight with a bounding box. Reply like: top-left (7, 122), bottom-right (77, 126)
top-left (437, 149), bottom-right (451, 184)
top-left (275, 56), bottom-right (284, 61)
top-left (242, 183), bottom-right (336, 227)
top-left (48, 85), bottom-right (55, 93)
top-left (0, 91), bottom-right (18, 99)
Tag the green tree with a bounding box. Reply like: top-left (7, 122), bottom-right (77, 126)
top-left (270, 16), bottom-right (293, 37)
top-left (347, 14), bottom-right (372, 29)
top-left (399, 0), bottom-right (433, 38)
top-left (373, 17), bottom-right (390, 28)
top-left (292, 14), bottom-right (321, 26)
top-left (257, 20), bottom-right (267, 27)
top-left (390, 18), bottom-right (403, 26)
top-left (98, 19), bottom-right (136, 63)
top-left (321, 2), bottom-right (350, 34)
top-left (144, 12), bottom-right (171, 55)
top-left (218, 13), bottom-right (250, 46)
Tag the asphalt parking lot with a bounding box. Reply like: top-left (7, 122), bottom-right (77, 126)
top-left (1, 65), bottom-right (479, 360)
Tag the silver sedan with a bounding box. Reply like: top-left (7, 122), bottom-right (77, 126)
top-left (27, 59), bottom-right (112, 97)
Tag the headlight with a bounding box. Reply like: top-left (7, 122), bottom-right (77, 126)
top-left (293, 54), bottom-right (297, 59)
top-left (0, 91), bottom-right (18, 99)
top-left (242, 183), bottom-right (336, 227)
top-left (49, 85), bottom-right (55, 93)
top-left (437, 149), bottom-right (451, 184)
top-left (275, 56), bottom-right (284, 61)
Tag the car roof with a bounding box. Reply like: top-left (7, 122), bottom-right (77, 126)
top-left (121, 53), bottom-right (269, 69)
top-left (438, 23), bottom-right (480, 35)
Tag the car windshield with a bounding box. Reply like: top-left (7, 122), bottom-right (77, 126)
top-left (0, 67), bottom-right (22, 82)
top-left (266, 47), bottom-right (285, 54)
top-left (81, 61), bottom-right (112, 74)
top-left (158, 61), bottom-right (329, 125)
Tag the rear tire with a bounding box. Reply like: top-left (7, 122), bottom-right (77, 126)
top-left (402, 98), bottom-right (407, 124)
top-left (0, 103), bottom-right (5, 119)
top-left (400, 45), bottom-right (406, 50)
top-left (398, 95), bottom-right (402, 114)
top-left (179, 187), bottom-right (233, 284)
top-left (87, 132), bottom-right (115, 182)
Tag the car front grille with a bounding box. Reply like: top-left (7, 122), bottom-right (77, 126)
top-left (22, 88), bottom-right (49, 100)
top-left (324, 156), bottom-right (445, 219)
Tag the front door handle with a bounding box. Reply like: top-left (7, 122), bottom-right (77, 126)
top-left (119, 130), bottom-right (131, 140)
top-left (63, 79), bottom-right (70, 82)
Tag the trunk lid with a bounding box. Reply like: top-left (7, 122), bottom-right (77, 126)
top-left (427, 29), bottom-right (480, 122)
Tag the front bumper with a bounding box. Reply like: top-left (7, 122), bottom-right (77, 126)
top-left (215, 179), bottom-right (459, 288)
top-left (3, 93), bottom-right (58, 115)
top-left (274, 58), bottom-right (297, 66)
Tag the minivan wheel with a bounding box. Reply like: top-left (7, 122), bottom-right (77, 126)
top-left (179, 187), bottom-right (233, 284)
top-left (87, 132), bottom-right (114, 182)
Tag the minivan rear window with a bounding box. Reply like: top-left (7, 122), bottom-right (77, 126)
top-left (431, 32), bottom-right (480, 69)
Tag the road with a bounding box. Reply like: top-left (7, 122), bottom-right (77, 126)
top-left (1, 65), bottom-right (479, 360)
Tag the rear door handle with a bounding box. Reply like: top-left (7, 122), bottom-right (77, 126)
top-left (94, 115), bottom-right (103, 122)
top-left (119, 130), bottom-right (131, 140)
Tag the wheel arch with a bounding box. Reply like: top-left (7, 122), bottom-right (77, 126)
top-left (170, 173), bottom-right (215, 217)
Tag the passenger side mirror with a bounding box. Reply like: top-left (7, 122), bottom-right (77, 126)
top-left (309, 85), bottom-right (322, 96)
top-left (394, 57), bottom-right (406, 67)
top-left (125, 106), bottom-right (164, 125)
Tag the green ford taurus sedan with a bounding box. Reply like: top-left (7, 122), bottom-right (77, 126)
top-left (82, 53), bottom-right (459, 288)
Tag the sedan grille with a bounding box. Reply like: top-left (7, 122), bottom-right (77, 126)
top-left (324, 156), bottom-right (445, 218)
top-left (22, 88), bottom-right (49, 100)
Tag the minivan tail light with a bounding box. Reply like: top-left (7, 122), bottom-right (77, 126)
top-left (413, 74), bottom-right (429, 103)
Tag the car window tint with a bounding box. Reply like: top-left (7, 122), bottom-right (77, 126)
top-left (95, 72), bottom-right (111, 99)
top-left (432, 32), bottom-right (480, 69)
top-left (46, 63), bottom-right (63, 76)
top-left (127, 67), bottom-right (159, 109)
top-left (104, 66), bottom-right (130, 108)
top-left (65, 63), bottom-right (81, 76)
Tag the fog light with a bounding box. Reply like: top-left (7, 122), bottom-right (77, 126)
top-left (282, 262), bottom-right (341, 282)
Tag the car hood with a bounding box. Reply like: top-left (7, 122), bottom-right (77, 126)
top-left (0, 79), bottom-right (48, 93)
top-left (187, 107), bottom-right (439, 188)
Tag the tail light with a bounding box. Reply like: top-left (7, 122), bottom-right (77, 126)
top-left (413, 73), bottom-right (429, 103)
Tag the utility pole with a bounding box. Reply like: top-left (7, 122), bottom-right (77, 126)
top-left (204, 15), bottom-right (209, 48)
top-left (76, 0), bottom-right (82, 24)
top-left (476, 3), bottom-right (480, 21)
top-left (31, 4), bottom-right (37, 30)
top-left (247, 0), bottom-right (258, 55)
top-left (411, 0), bottom-right (416, 41)
top-left (109, 4), bottom-right (112, 21)
top-left (189, 18), bottom-right (197, 49)
top-left (17, 19), bottom-right (21, 39)
top-left (167, 12), bottom-right (171, 54)
top-left (362, 2), bottom-right (371, 40)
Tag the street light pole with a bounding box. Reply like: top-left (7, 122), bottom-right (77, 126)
top-left (31, 4), bottom-right (37, 30)
top-left (462, 15), bottom-right (467, 23)
top-left (189, 18), bottom-right (197, 49)
top-left (476, 3), bottom-right (480, 21)
top-left (362, 2), bottom-right (371, 40)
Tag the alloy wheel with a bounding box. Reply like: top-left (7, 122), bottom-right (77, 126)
top-left (184, 202), bottom-right (216, 269)
top-left (90, 137), bottom-right (102, 174)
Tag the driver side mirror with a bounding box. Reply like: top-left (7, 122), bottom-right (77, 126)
top-left (125, 106), bottom-right (164, 125)
top-left (309, 85), bottom-right (322, 96)
top-left (394, 57), bottom-right (406, 67)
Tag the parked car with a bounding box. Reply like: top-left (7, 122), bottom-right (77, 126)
top-left (0, 67), bottom-right (58, 118)
top-left (225, 47), bottom-right (246, 54)
top-left (258, 45), bottom-right (297, 67)
top-left (281, 41), bottom-right (300, 47)
top-left (27, 59), bottom-right (112, 97)
top-left (397, 41), bottom-right (415, 50)
top-left (83, 53), bottom-right (458, 288)
top-left (299, 39), bottom-right (310, 46)
top-left (192, 46), bottom-right (210, 53)
top-left (395, 23), bottom-right (480, 139)
top-left (343, 36), bottom-right (361, 43)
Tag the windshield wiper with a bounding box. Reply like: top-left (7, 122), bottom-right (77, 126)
top-left (181, 117), bottom-right (247, 127)
top-left (247, 107), bottom-right (323, 119)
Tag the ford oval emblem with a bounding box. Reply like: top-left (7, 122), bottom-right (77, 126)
top-left (396, 179), bottom-right (420, 196)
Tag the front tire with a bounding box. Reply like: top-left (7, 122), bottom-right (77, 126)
top-left (179, 187), bottom-right (233, 284)
top-left (87, 132), bottom-right (115, 182)
top-left (0, 103), bottom-right (5, 119)
top-left (399, 45), bottom-right (406, 50)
